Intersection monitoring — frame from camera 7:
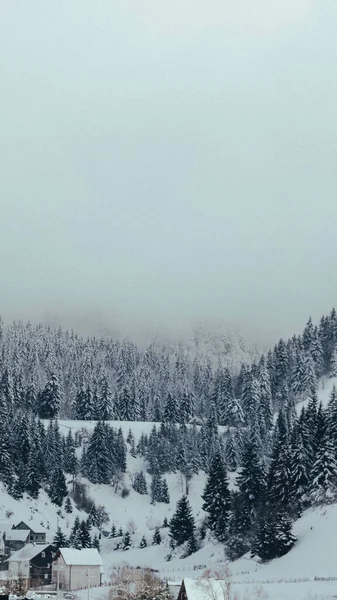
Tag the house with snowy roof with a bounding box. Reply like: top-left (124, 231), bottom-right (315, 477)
top-left (4, 529), bottom-right (30, 555)
top-left (52, 548), bottom-right (103, 590)
top-left (7, 543), bottom-right (56, 588)
top-left (178, 578), bottom-right (231, 600)
top-left (12, 521), bottom-right (47, 545)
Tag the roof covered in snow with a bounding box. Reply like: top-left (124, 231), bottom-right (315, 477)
top-left (59, 548), bottom-right (103, 566)
top-left (7, 544), bottom-right (51, 563)
top-left (5, 529), bottom-right (30, 541)
top-left (183, 578), bottom-right (229, 600)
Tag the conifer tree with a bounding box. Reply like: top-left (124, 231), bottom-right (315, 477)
top-left (187, 532), bottom-right (198, 555)
top-left (64, 497), bottom-right (73, 514)
top-left (152, 527), bottom-right (161, 545)
top-left (79, 520), bottom-right (92, 548)
top-left (160, 478), bottom-right (170, 503)
top-left (309, 438), bottom-right (337, 505)
top-left (69, 517), bottom-right (82, 549)
top-left (92, 534), bottom-right (100, 552)
top-left (169, 496), bottom-right (195, 547)
top-left (139, 535), bottom-right (147, 548)
top-left (48, 467), bottom-right (68, 506)
top-left (237, 437), bottom-right (266, 527)
top-left (53, 527), bottom-right (68, 549)
top-left (110, 524), bottom-right (117, 538)
top-left (25, 443), bottom-right (41, 499)
top-left (133, 471), bottom-right (147, 495)
top-left (38, 373), bottom-right (61, 418)
top-left (123, 531), bottom-right (131, 549)
top-left (202, 453), bottom-right (231, 541)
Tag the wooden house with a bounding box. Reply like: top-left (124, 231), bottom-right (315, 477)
top-left (12, 521), bottom-right (47, 544)
top-left (7, 543), bottom-right (56, 588)
top-left (4, 529), bottom-right (30, 555)
top-left (52, 548), bottom-right (103, 590)
top-left (177, 578), bottom-right (229, 600)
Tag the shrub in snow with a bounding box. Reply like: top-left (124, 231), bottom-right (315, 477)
top-left (121, 486), bottom-right (130, 498)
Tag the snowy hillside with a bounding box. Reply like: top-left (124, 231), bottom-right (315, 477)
top-left (1, 377), bottom-right (337, 600)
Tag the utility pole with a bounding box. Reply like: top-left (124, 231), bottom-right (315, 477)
top-left (56, 559), bottom-right (64, 600)
top-left (86, 568), bottom-right (91, 600)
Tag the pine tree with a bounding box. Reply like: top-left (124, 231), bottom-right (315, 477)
top-left (84, 422), bottom-right (112, 484)
top-left (118, 527), bottom-right (123, 537)
top-left (123, 531), bottom-right (131, 550)
top-left (152, 526), bottom-right (161, 545)
top-left (252, 508), bottom-right (296, 561)
top-left (79, 520), bottom-right (92, 548)
top-left (169, 495), bottom-right (195, 547)
top-left (237, 437), bottom-right (266, 527)
top-left (225, 434), bottom-right (238, 471)
top-left (25, 443), bottom-right (41, 499)
top-left (187, 533), bottom-right (198, 555)
top-left (163, 517), bottom-right (169, 528)
top-left (38, 373), bottom-right (61, 418)
top-left (48, 467), bottom-right (68, 506)
top-left (110, 524), bottom-right (117, 538)
top-left (160, 478), bottom-right (170, 503)
top-left (92, 534), bottom-right (100, 552)
top-left (53, 527), bottom-right (68, 549)
top-left (64, 497), bottom-right (73, 513)
top-left (202, 453), bottom-right (231, 541)
top-left (139, 535), bottom-right (147, 548)
top-left (133, 471), bottom-right (148, 495)
top-left (69, 517), bottom-right (82, 549)
top-left (309, 439), bottom-right (337, 505)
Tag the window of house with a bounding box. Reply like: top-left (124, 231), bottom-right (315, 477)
top-left (41, 552), bottom-right (45, 558)
top-left (44, 574), bottom-right (48, 580)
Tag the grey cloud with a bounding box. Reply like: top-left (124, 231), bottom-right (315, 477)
top-left (1, 0), bottom-right (337, 345)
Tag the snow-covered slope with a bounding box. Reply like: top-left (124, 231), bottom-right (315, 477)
top-left (2, 377), bottom-right (337, 600)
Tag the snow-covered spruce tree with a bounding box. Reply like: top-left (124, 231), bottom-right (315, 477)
top-left (309, 438), bottom-right (337, 505)
top-left (202, 453), bottom-right (231, 541)
top-left (268, 411), bottom-right (292, 510)
top-left (187, 532), bottom-right (198, 555)
top-left (25, 443), bottom-right (42, 499)
top-left (69, 517), bottom-right (82, 549)
top-left (64, 496), bottom-right (73, 514)
top-left (79, 520), bottom-right (92, 548)
top-left (289, 426), bottom-right (310, 512)
top-left (152, 527), bottom-right (161, 545)
top-left (327, 385), bottom-right (337, 457)
top-left (133, 471), bottom-right (148, 495)
top-left (83, 421), bottom-right (112, 484)
top-left (97, 375), bottom-right (113, 420)
top-left (226, 492), bottom-right (251, 560)
top-left (169, 495), bottom-right (195, 548)
top-left (237, 437), bottom-right (266, 529)
top-left (37, 373), bottom-right (61, 419)
top-left (139, 535), bottom-right (147, 548)
top-left (92, 534), bottom-right (100, 552)
top-left (64, 429), bottom-right (79, 477)
top-left (123, 531), bottom-right (131, 550)
top-left (53, 526), bottom-right (68, 549)
top-left (252, 508), bottom-right (296, 562)
top-left (160, 478), bottom-right (170, 503)
top-left (48, 467), bottom-right (68, 506)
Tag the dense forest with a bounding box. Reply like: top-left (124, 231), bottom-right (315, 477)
top-left (1, 309), bottom-right (337, 562)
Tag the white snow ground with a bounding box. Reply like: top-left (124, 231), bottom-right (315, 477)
top-left (1, 377), bottom-right (337, 600)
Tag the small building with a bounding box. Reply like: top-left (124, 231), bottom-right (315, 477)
top-left (7, 543), bottom-right (56, 588)
top-left (178, 578), bottom-right (231, 600)
top-left (52, 548), bottom-right (103, 590)
top-left (12, 521), bottom-right (47, 545)
top-left (4, 529), bottom-right (30, 555)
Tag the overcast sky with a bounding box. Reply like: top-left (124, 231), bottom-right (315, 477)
top-left (1, 0), bottom-right (337, 345)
